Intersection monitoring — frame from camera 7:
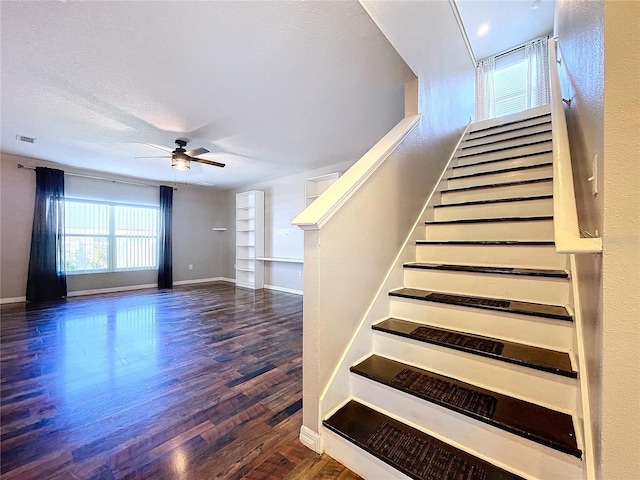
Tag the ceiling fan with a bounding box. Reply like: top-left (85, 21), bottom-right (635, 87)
top-left (136, 139), bottom-right (225, 171)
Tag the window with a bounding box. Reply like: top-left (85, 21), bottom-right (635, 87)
top-left (64, 199), bottom-right (159, 273)
top-left (476, 37), bottom-right (550, 120)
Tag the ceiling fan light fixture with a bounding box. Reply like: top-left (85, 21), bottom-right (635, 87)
top-left (171, 153), bottom-right (190, 171)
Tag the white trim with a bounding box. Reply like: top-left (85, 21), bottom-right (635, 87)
top-left (264, 284), bottom-right (303, 296)
top-left (172, 277), bottom-right (234, 286)
top-left (549, 39), bottom-right (602, 254)
top-left (256, 257), bottom-right (303, 264)
top-left (0, 296), bottom-right (26, 304)
top-left (317, 120), bottom-right (472, 427)
top-left (570, 255), bottom-right (596, 480)
top-left (292, 115), bottom-right (421, 231)
top-left (67, 283), bottom-right (156, 297)
top-left (299, 426), bottom-right (322, 454)
top-left (449, 0), bottom-right (476, 66)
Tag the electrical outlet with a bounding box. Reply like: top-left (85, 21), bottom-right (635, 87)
top-left (298, 270), bottom-right (302, 277)
top-left (188, 264), bottom-right (193, 270)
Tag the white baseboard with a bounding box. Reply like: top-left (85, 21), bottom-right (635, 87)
top-left (299, 426), bottom-right (322, 453)
top-left (67, 283), bottom-right (157, 297)
top-left (173, 277), bottom-right (235, 286)
top-left (0, 296), bottom-right (26, 305)
top-left (264, 284), bottom-right (303, 295)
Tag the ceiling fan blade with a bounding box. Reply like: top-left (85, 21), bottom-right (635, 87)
top-left (186, 147), bottom-right (209, 157)
top-left (191, 158), bottom-right (225, 168)
top-left (135, 155), bottom-right (171, 159)
top-left (143, 143), bottom-right (173, 153)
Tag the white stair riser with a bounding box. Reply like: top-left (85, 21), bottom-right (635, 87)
top-left (441, 181), bottom-right (552, 204)
top-left (351, 379), bottom-right (582, 480)
top-left (373, 332), bottom-right (577, 412)
top-left (469, 105), bottom-right (551, 133)
top-left (452, 152), bottom-right (553, 176)
top-left (468, 116), bottom-right (552, 141)
top-left (402, 269), bottom-right (570, 305)
top-left (324, 429), bottom-right (411, 480)
top-left (458, 131), bottom-right (552, 158)
top-left (415, 243), bottom-right (567, 270)
top-left (463, 122), bottom-right (552, 149)
top-left (456, 141), bottom-right (552, 167)
top-left (447, 164), bottom-right (553, 190)
top-left (389, 298), bottom-right (573, 350)
top-left (425, 219), bottom-right (554, 241)
top-left (435, 198), bottom-right (553, 220)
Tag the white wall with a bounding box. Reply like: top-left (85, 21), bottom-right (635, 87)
top-left (556, 1), bottom-right (640, 478)
top-left (300, 0), bottom-right (475, 432)
top-left (554, 1), bottom-right (605, 474)
top-left (0, 152), bottom-right (233, 302)
top-left (230, 160), bottom-right (355, 293)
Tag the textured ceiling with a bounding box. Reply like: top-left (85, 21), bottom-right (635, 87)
top-left (456, 0), bottom-right (555, 61)
top-left (0, 1), bottom-right (413, 189)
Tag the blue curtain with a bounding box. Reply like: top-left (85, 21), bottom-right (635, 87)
top-left (158, 185), bottom-right (173, 288)
top-left (26, 167), bottom-right (67, 302)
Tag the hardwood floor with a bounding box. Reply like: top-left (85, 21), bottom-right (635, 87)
top-left (0, 282), bottom-right (361, 480)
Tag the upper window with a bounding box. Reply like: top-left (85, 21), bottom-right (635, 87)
top-left (476, 37), bottom-right (550, 121)
top-left (64, 199), bottom-right (159, 274)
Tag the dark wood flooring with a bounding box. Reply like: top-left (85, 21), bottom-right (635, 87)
top-left (0, 282), bottom-right (360, 480)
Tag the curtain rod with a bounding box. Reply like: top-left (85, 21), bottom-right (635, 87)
top-left (17, 164), bottom-right (177, 190)
top-left (478, 35), bottom-right (551, 64)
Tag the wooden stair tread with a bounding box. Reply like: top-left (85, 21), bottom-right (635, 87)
top-left (351, 355), bottom-right (581, 457)
top-left (468, 113), bottom-right (551, 136)
top-left (389, 287), bottom-right (571, 321)
top-left (403, 262), bottom-right (568, 278)
top-left (460, 132), bottom-right (552, 154)
top-left (373, 318), bottom-right (576, 378)
top-left (434, 194), bottom-right (553, 209)
top-left (449, 162), bottom-right (552, 180)
top-left (457, 138), bottom-right (552, 159)
top-left (416, 240), bottom-right (555, 246)
top-left (442, 177), bottom-right (551, 194)
top-left (453, 150), bottom-right (553, 169)
top-left (324, 400), bottom-right (525, 480)
top-left (425, 215), bottom-right (553, 225)
top-left (464, 124), bottom-right (552, 147)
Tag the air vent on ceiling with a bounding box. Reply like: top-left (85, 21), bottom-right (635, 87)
top-left (16, 135), bottom-right (36, 144)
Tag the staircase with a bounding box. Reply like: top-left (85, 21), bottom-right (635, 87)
top-left (321, 106), bottom-right (585, 479)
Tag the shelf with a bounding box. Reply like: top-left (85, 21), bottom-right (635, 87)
top-left (256, 257), bottom-right (303, 264)
top-left (305, 172), bottom-right (340, 206)
top-left (235, 190), bottom-right (264, 290)
top-left (211, 227), bottom-right (227, 231)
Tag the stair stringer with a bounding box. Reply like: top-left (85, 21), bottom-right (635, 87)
top-left (568, 254), bottom-right (597, 480)
top-left (315, 122), bottom-right (472, 450)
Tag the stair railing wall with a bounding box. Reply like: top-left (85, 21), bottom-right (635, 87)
top-left (548, 38), bottom-right (602, 254)
top-left (551, 36), bottom-right (598, 480)
top-left (316, 122), bottom-right (471, 433)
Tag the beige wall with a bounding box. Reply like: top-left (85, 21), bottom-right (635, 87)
top-left (556, 1), bottom-right (640, 478)
top-left (601, 1), bottom-right (640, 479)
top-left (0, 153), bottom-right (233, 301)
top-left (301, 0), bottom-right (475, 430)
